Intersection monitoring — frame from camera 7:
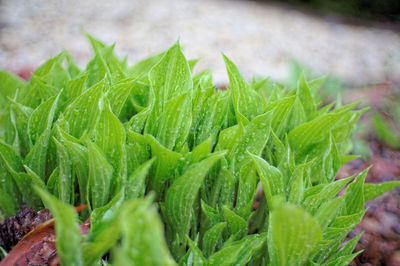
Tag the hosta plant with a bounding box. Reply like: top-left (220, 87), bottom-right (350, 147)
top-left (0, 35), bottom-right (399, 265)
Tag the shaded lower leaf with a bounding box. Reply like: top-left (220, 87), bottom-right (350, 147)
top-left (34, 187), bottom-right (83, 266)
top-left (268, 203), bottom-right (322, 266)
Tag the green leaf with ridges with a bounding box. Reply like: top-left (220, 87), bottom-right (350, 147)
top-left (165, 152), bottom-right (225, 252)
top-left (127, 51), bottom-right (166, 81)
top-left (126, 158), bottom-right (155, 200)
top-left (64, 72), bottom-right (88, 105)
top-left (233, 111), bottom-right (271, 173)
top-left (155, 92), bottom-right (192, 151)
top-left (35, 187), bottom-right (83, 266)
top-left (53, 137), bottom-right (73, 204)
top-left (145, 134), bottom-right (182, 197)
top-left (25, 93), bottom-right (60, 179)
top-left (64, 79), bottom-right (105, 138)
top-left (208, 233), bottom-right (267, 265)
top-left (223, 54), bottom-right (264, 121)
top-left (193, 92), bottom-right (229, 147)
top-left (0, 188), bottom-right (17, 217)
top-left (202, 222), bottom-right (226, 258)
top-left (185, 237), bottom-right (206, 266)
top-left (146, 41), bottom-right (193, 137)
top-left (364, 181), bottom-right (400, 202)
top-left (235, 161), bottom-right (258, 219)
top-left (95, 98), bottom-right (126, 196)
top-left (314, 196), bottom-right (345, 231)
top-left (107, 78), bottom-right (135, 118)
top-left (344, 167), bottom-right (368, 215)
top-left (126, 130), bottom-right (150, 173)
top-left (222, 206), bottom-right (247, 240)
top-left (250, 153), bottom-right (284, 208)
top-left (83, 192), bottom-right (124, 265)
top-left (296, 73), bottom-right (316, 120)
top-left (303, 175), bottom-right (353, 214)
top-left (114, 198), bottom-right (176, 266)
top-left (87, 141), bottom-right (113, 210)
top-left (215, 124), bottom-right (244, 164)
top-left (0, 71), bottom-right (26, 106)
top-left (268, 203), bottom-right (322, 266)
top-left (288, 103), bottom-right (359, 156)
top-left (0, 140), bottom-right (23, 210)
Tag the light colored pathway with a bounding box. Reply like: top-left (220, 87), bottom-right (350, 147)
top-left (1, 0), bottom-right (399, 85)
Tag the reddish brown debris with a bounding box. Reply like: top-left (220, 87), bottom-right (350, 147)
top-left (0, 207), bottom-right (52, 252)
top-left (0, 206), bottom-right (89, 266)
top-left (339, 139), bottom-right (400, 265)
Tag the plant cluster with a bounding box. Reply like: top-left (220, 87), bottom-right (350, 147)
top-left (0, 35), bottom-right (399, 265)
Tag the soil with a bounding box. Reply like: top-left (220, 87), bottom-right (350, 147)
top-left (338, 140), bottom-right (400, 265)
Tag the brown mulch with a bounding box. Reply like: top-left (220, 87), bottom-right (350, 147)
top-left (338, 138), bottom-right (400, 266)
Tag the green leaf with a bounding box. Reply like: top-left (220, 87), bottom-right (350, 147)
top-left (296, 74), bottom-right (316, 120)
top-left (268, 203), bottom-right (322, 266)
top-left (145, 134), bottom-right (182, 197)
top-left (107, 78), bottom-right (135, 118)
top-left (208, 233), bottom-right (267, 265)
top-left (183, 237), bottom-right (206, 266)
top-left (0, 140), bottom-right (23, 211)
top-left (344, 168), bottom-right (368, 215)
top-left (314, 196), bottom-right (345, 231)
top-left (25, 93), bottom-right (60, 178)
top-left (192, 138), bottom-right (211, 163)
top-left (126, 158), bottom-right (155, 199)
top-left (287, 163), bottom-right (309, 205)
top-left (85, 46), bottom-right (113, 87)
top-left (62, 136), bottom-right (89, 206)
top-left (53, 137), bottom-right (73, 204)
top-left (222, 206), bottom-right (247, 240)
top-left (127, 51), bottom-right (166, 81)
top-left (250, 153), bottom-right (284, 208)
top-left (83, 192), bottom-right (124, 265)
top-left (288, 103), bottom-right (358, 156)
top-left (64, 79), bottom-right (105, 138)
top-left (325, 233), bottom-right (363, 266)
top-left (364, 181), bottom-right (400, 202)
top-left (267, 96), bottom-right (296, 137)
top-left (65, 72), bottom-right (88, 104)
top-left (113, 198), bottom-right (176, 266)
top-left (146, 41), bottom-right (193, 139)
top-left (200, 200), bottom-right (222, 230)
top-left (126, 130), bottom-right (150, 172)
top-left (193, 92), bottom-right (229, 147)
top-left (303, 175), bottom-right (353, 214)
top-left (202, 222), bottom-right (226, 257)
top-left (95, 98), bottom-right (126, 196)
top-left (7, 100), bottom-right (33, 156)
top-left (0, 71), bottom-right (26, 106)
top-left (232, 111), bottom-right (271, 173)
top-left (372, 111), bottom-right (400, 148)
top-left (223, 54), bottom-right (264, 121)
top-left (0, 187), bottom-right (17, 217)
top-left (215, 124), bottom-right (244, 163)
top-left (87, 141), bottom-right (113, 210)
top-left (235, 161), bottom-right (258, 219)
top-left (165, 152), bottom-right (225, 253)
top-left (149, 41), bottom-right (193, 102)
top-left (21, 76), bottom-right (58, 108)
top-left (155, 92), bottom-right (192, 151)
top-left (35, 187), bottom-right (83, 266)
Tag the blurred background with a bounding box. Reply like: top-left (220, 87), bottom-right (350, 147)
top-left (1, 0), bottom-right (399, 264)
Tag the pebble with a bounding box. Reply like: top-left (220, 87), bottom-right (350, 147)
top-left (0, 0), bottom-right (399, 85)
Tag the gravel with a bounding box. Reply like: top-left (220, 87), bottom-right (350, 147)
top-left (1, 0), bottom-right (400, 85)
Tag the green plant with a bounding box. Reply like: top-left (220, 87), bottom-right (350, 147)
top-left (0, 35), bottom-right (399, 265)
